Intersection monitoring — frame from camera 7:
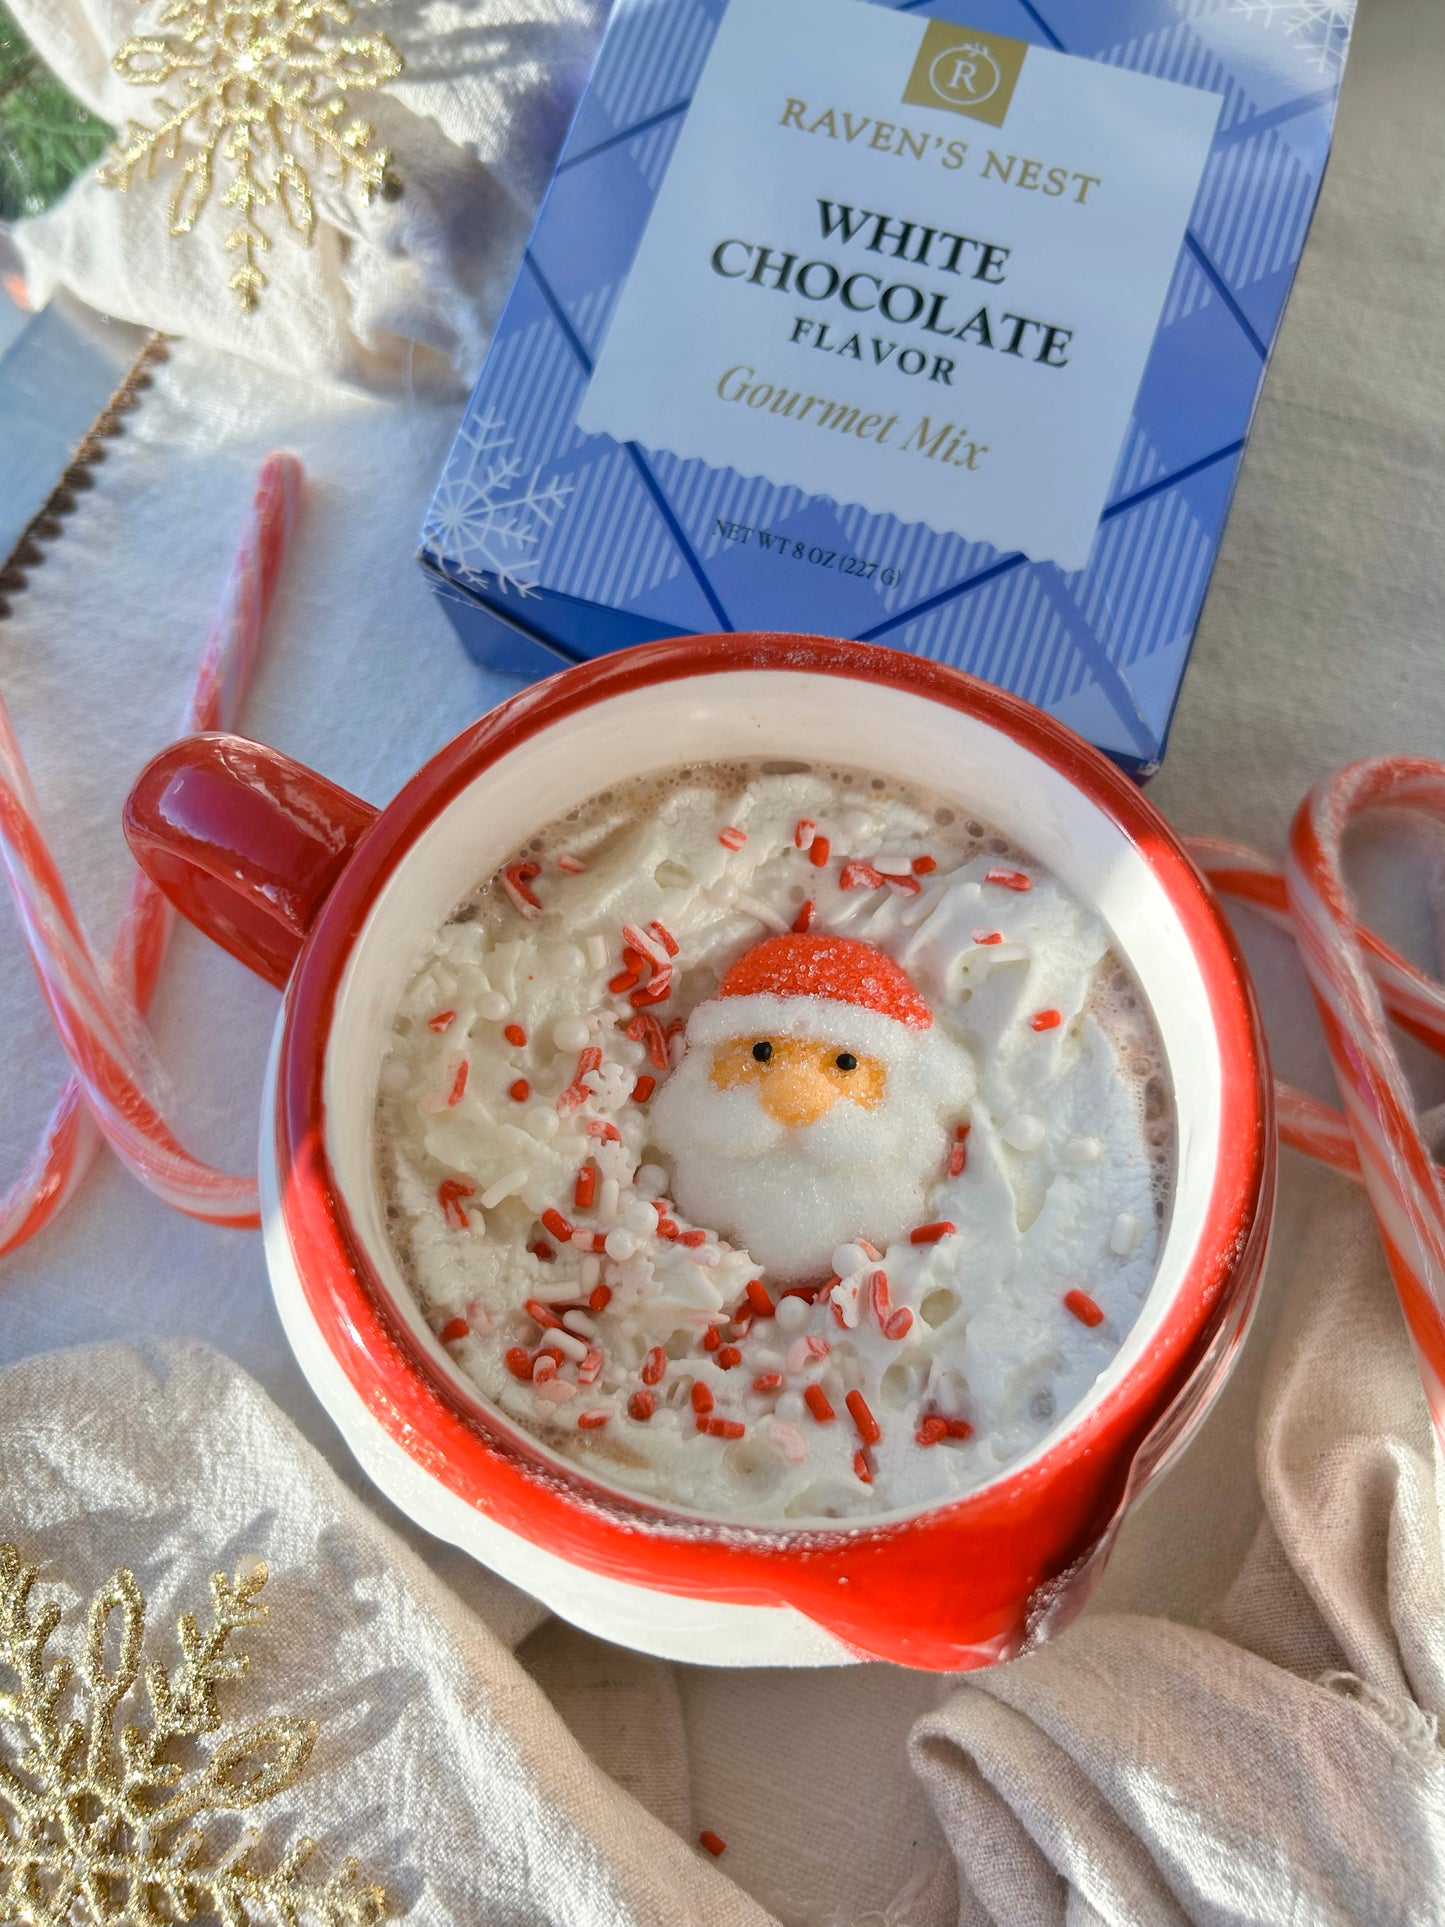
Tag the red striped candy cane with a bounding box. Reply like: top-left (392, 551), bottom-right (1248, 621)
top-left (0, 453), bottom-right (300, 1248)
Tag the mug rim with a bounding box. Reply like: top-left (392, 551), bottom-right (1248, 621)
top-left (274, 633), bottom-right (1273, 1664)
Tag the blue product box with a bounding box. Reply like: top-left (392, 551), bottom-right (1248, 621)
top-left (421, 0), bottom-right (1354, 774)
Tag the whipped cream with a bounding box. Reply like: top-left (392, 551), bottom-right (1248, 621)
top-left (375, 761), bottom-right (1171, 1521)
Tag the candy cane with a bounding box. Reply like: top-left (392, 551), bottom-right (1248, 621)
top-left (0, 454), bottom-right (300, 1249)
top-left (1190, 761), bottom-right (1445, 1446)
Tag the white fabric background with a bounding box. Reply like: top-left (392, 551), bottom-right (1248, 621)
top-left (1, 0), bottom-right (1444, 1918)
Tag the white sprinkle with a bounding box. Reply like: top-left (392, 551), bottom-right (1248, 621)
top-left (624, 1198), bottom-right (659, 1237)
top-left (605, 1228), bottom-right (641, 1262)
top-left (549, 1328), bottom-right (588, 1360)
top-left (750, 1348), bottom-right (785, 1372)
top-left (553, 1015), bottom-right (591, 1052)
top-left (1061, 1135), bottom-right (1104, 1166)
top-left (562, 1308), bottom-right (597, 1337)
top-left (479, 1168), bottom-right (527, 1210)
top-left (635, 1163), bottom-right (668, 1195)
top-left (706, 879), bottom-right (738, 908)
top-left (737, 894), bottom-right (790, 933)
top-left (580, 1254), bottom-right (602, 1290)
top-left (832, 1243), bottom-right (869, 1279)
top-left (530, 1277), bottom-right (582, 1303)
top-left (842, 810), bottom-right (874, 841)
top-left (535, 1380), bottom-right (579, 1404)
top-left (1110, 1212), bottom-right (1143, 1257)
top-left (874, 854), bottom-right (912, 876)
top-left (1001, 1113), bottom-right (1046, 1152)
top-left (586, 934), bottom-right (609, 970)
top-left (526, 1107), bottom-right (560, 1141)
top-left (599, 1176), bottom-right (621, 1225)
top-left (767, 1419), bottom-right (808, 1462)
top-left (774, 1295), bottom-right (809, 1332)
top-left (570, 1230), bottom-right (593, 1250)
top-left (477, 990), bottom-right (510, 1022)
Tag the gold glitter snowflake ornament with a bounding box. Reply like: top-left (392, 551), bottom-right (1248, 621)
top-left (96, 1), bottom-right (403, 312)
top-left (0, 1545), bottom-right (387, 1925)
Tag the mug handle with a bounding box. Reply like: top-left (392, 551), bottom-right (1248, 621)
top-left (124, 733), bottom-right (380, 989)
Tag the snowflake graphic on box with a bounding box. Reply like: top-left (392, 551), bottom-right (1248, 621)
top-left (427, 412), bottom-right (572, 599)
top-left (1232, 0), bottom-right (1356, 74)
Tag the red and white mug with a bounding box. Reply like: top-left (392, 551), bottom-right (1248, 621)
top-left (124, 634), bottom-right (1274, 1670)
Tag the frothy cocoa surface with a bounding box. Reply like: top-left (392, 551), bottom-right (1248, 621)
top-left (374, 758), bottom-right (1174, 1521)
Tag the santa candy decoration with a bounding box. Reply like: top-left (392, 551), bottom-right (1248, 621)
top-left (651, 934), bottom-right (974, 1279)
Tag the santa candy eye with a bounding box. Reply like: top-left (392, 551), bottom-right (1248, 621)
top-left (835, 1052), bottom-right (858, 1072)
top-left (752, 1040), bottom-right (773, 1063)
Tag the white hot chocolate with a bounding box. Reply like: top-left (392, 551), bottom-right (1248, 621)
top-left (375, 759), bottom-right (1173, 1522)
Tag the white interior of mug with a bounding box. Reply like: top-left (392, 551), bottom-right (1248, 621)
top-left (319, 667), bottom-right (1225, 1526)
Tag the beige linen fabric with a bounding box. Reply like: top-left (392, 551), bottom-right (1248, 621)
top-left (0, 1336), bottom-right (772, 1926)
top-left (11, 0), bottom-right (605, 391)
top-left (912, 1159), bottom-right (1445, 1927)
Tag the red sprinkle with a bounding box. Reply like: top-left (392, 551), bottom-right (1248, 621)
top-left (985, 867), bottom-right (1032, 892)
top-left (576, 1410), bottom-right (609, 1430)
top-left (502, 858), bottom-right (543, 915)
top-left (846, 1389), bottom-right (881, 1444)
top-left (910, 1221), bottom-right (956, 1244)
top-left (973, 930), bottom-right (1004, 946)
top-left (648, 920), bottom-right (680, 957)
top-left (1064, 1289), bottom-right (1106, 1328)
top-left (716, 1345), bottom-right (742, 1370)
top-left (809, 834), bottom-right (831, 869)
top-left (853, 1449), bottom-right (874, 1484)
top-left (946, 1418), bottom-right (975, 1440)
top-left (948, 1123), bottom-right (970, 1178)
top-left (427, 1009), bottom-right (455, 1032)
top-left (1030, 1008), bottom-right (1063, 1032)
top-left (868, 1269), bottom-right (891, 1323)
top-left (628, 1390), bottom-right (655, 1422)
top-left (656, 1216), bottom-right (680, 1241)
top-left (679, 1228), bottom-right (708, 1248)
top-left (436, 1178), bottom-right (475, 1230)
top-left (632, 1074), bottom-right (656, 1103)
top-left (541, 1208), bottom-right (573, 1242)
top-left (532, 1354), bottom-right (557, 1385)
top-left (718, 826), bottom-right (747, 850)
top-left (794, 818), bottom-right (816, 850)
top-left (577, 1347), bottom-right (605, 1384)
top-left (626, 1012), bottom-right (670, 1069)
top-left (641, 1346), bottom-right (667, 1386)
top-left (752, 1372), bottom-right (783, 1391)
top-left (508, 1078), bottom-right (529, 1102)
top-left (691, 1382), bottom-right (714, 1414)
top-left (528, 1240), bottom-right (555, 1263)
top-left (804, 1385), bottom-right (836, 1424)
top-left (504, 1347), bottom-right (534, 1381)
top-left (699, 1830), bottom-right (727, 1858)
top-left (438, 1316), bottom-right (469, 1344)
top-left (791, 898), bottom-right (815, 934)
top-left (884, 1307), bottom-right (915, 1341)
top-left (574, 1166), bottom-right (597, 1210)
top-left (447, 1059), bottom-right (470, 1106)
top-left (839, 858), bottom-right (885, 891)
top-left (524, 1298), bottom-right (563, 1331)
top-left (912, 855), bottom-right (937, 875)
top-left (628, 978), bottom-right (672, 1009)
top-left (745, 1279), bottom-right (775, 1318)
top-left (706, 1416), bottom-right (745, 1440)
top-left (555, 852), bottom-right (588, 873)
top-left (916, 1416), bottom-right (948, 1446)
top-left (578, 1046), bottom-right (603, 1076)
top-left (703, 1325), bottom-right (723, 1352)
top-left (586, 1118), bottom-right (622, 1143)
top-left (608, 966), bottom-right (641, 994)
top-left (503, 1023), bottom-right (527, 1047)
top-left (589, 1284), bottom-right (612, 1313)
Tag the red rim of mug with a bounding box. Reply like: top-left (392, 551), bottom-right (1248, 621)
top-left (276, 633), bottom-right (1273, 1668)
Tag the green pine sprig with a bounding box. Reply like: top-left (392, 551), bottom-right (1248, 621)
top-left (0, 5), bottom-right (112, 223)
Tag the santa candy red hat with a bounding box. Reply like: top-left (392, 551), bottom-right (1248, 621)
top-left (684, 934), bottom-right (933, 1062)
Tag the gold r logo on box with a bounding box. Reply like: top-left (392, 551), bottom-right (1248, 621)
top-left (903, 20), bottom-right (1028, 126)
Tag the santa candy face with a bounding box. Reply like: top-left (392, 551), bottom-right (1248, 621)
top-left (651, 938), bottom-right (976, 1278)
